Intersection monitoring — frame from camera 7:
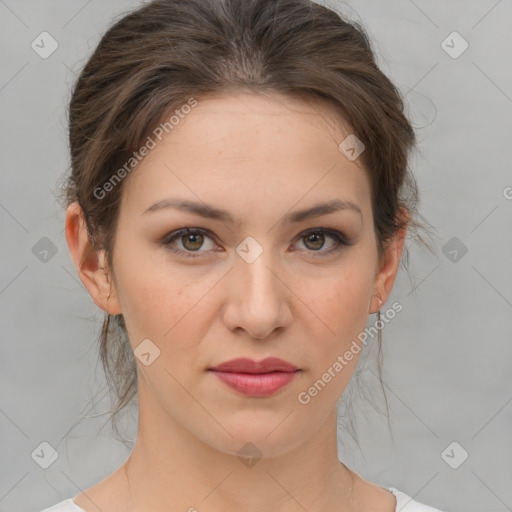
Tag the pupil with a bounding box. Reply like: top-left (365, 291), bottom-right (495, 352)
top-left (184, 233), bottom-right (203, 250)
top-left (306, 232), bottom-right (324, 250)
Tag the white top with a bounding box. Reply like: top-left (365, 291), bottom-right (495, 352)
top-left (39, 487), bottom-right (444, 511)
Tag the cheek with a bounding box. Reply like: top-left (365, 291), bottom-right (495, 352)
top-left (114, 246), bottom-right (213, 355)
top-left (297, 265), bottom-right (374, 371)
top-left (295, 276), bottom-right (373, 404)
top-left (302, 266), bottom-right (373, 329)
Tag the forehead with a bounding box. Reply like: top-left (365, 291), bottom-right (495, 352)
top-left (121, 92), bottom-right (371, 224)
top-left (170, 91), bottom-right (353, 147)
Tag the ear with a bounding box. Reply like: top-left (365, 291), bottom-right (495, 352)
top-left (65, 201), bottom-right (122, 315)
top-left (369, 207), bottom-right (409, 314)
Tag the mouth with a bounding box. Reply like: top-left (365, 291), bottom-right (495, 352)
top-left (208, 357), bottom-right (300, 397)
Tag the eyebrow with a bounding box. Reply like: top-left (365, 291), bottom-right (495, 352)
top-left (142, 197), bottom-right (362, 224)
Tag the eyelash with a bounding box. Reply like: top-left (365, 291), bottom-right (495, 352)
top-left (160, 227), bottom-right (351, 259)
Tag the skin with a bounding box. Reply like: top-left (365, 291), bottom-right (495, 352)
top-left (66, 91), bottom-right (407, 512)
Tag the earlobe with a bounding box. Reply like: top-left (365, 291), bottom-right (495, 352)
top-left (65, 202), bottom-right (122, 315)
top-left (368, 290), bottom-right (383, 314)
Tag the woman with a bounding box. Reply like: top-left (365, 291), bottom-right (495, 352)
top-left (42, 0), bottom-right (444, 510)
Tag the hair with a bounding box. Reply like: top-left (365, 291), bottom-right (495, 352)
top-left (58, 0), bottom-right (436, 447)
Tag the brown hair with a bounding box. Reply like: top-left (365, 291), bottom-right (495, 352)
top-left (59, 0), bottom-right (436, 446)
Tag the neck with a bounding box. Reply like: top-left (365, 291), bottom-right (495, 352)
top-left (120, 383), bottom-right (357, 512)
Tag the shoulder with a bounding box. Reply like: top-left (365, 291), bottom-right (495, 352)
top-left (388, 487), bottom-right (445, 512)
top-left (38, 498), bottom-right (87, 512)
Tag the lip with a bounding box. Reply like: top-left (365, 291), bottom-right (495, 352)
top-left (209, 357), bottom-right (298, 373)
top-left (208, 357), bottom-right (300, 397)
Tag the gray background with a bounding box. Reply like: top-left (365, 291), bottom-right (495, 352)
top-left (1, 1), bottom-right (511, 511)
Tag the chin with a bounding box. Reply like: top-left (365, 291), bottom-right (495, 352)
top-left (193, 411), bottom-right (313, 461)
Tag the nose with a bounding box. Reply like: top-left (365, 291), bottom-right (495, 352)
top-left (221, 248), bottom-right (293, 340)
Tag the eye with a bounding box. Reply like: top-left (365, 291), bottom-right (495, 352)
top-left (160, 227), bottom-right (351, 259)
top-left (161, 228), bottom-right (218, 259)
top-left (293, 228), bottom-right (350, 255)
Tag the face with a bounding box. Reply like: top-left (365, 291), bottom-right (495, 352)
top-left (67, 92), bottom-right (405, 458)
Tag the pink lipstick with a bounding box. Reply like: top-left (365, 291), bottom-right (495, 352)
top-left (208, 357), bottom-right (299, 397)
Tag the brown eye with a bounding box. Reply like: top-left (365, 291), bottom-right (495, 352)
top-left (181, 232), bottom-right (204, 251)
top-left (161, 227), bottom-right (350, 260)
top-left (162, 228), bottom-right (217, 258)
top-left (303, 231), bottom-right (326, 251)
top-left (296, 228), bottom-right (350, 255)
